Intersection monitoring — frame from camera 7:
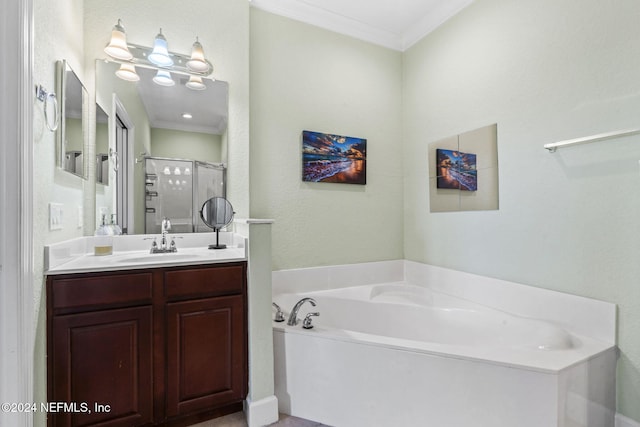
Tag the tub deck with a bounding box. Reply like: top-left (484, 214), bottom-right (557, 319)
top-left (274, 282), bottom-right (614, 374)
top-left (272, 261), bottom-right (617, 427)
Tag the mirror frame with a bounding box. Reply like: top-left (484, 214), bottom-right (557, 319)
top-left (56, 59), bottom-right (88, 179)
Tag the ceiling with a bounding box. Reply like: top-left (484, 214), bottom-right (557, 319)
top-left (249, 0), bottom-right (474, 51)
top-left (135, 67), bottom-right (229, 135)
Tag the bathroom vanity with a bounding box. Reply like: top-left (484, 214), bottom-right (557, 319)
top-left (45, 235), bottom-right (248, 427)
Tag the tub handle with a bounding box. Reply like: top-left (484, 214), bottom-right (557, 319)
top-left (302, 312), bottom-right (320, 329)
top-left (272, 302), bottom-right (285, 322)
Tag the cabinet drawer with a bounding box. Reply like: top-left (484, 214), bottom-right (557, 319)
top-left (51, 272), bottom-right (153, 311)
top-left (164, 264), bottom-right (245, 299)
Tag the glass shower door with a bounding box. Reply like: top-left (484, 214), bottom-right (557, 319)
top-left (194, 162), bottom-right (226, 232)
top-left (145, 158), bottom-right (194, 234)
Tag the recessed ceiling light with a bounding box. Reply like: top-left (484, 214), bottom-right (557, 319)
top-left (182, 113), bottom-right (193, 119)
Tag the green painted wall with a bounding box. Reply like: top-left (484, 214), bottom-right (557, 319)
top-left (250, 9), bottom-right (404, 270)
top-left (150, 128), bottom-right (221, 163)
top-left (403, 0), bottom-right (640, 421)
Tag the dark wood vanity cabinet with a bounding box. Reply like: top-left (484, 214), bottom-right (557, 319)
top-left (47, 262), bottom-right (247, 427)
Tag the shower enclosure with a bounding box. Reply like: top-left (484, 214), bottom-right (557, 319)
top-left (144, 157), bottom-right (226, 234)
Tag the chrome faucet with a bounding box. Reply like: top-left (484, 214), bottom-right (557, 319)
top-left (160, 217), bottom-right (171, 249)
top-left (149, 217), bottom-right (177, 253)
top-left (287, 297), bottom-right (317, 326)
top-left (272, 302), bottom-right (285, 322)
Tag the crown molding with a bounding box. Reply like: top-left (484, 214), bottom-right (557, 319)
top-left (250, 0), bottom-right (473, 52)
top-left (250, 0), bottom-right (403, 51)
top-left (402, 0), bottom-right (474, 50)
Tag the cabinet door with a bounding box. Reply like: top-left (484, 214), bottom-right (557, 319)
top-left (51, 306), bottom-right (153, 427)
top-left (165, 295), bottom-right (246, 418)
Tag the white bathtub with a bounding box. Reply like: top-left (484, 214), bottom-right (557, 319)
top-left (272, 261), bottom-right (617, 427)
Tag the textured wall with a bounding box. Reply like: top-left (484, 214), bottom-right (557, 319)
top-left (403, 0), bottom-right (640, 421)
top-left (250, 9), bottom-right (404, 270)
top-left (32, 1), bottom-right (86, 421)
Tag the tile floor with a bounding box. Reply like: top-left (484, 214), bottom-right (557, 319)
top-left (190, 411), bottom-right (331, 427)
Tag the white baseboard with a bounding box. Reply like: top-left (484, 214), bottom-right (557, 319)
top-left (617, 413), bottom-right (640, 427)
top-left (245, 395), bottom-right (279, 427)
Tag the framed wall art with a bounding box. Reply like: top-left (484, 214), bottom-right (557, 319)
top-left (302, 130), bottom-right (366, 185)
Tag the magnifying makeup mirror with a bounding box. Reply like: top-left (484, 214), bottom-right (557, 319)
top-left (200, 197), bottom-right (234, 249)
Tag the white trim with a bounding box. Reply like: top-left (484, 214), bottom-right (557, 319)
top-left (250, 0), bottom-right (474, 52)
top-left (250, 0), bottom-right (403, 50)
top-left (244, 395), bottom-right (279, 427)
top-left (617, 414), bottom-right (640, 427)
top-left (401, 0), bottom-right (474, 50)
top-left (0, 0), bottom-right (34, 426)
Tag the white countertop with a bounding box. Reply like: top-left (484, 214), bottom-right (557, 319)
top-left (45, 232), bottom-right (247, 275)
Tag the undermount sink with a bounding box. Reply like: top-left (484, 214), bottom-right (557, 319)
top-left (117, 253), bottom-right (200, 263)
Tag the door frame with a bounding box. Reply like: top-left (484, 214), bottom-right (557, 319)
top-left (0, 0), bottom-right (35, 425)
top-left (111, 94), bottom-right (135, 234)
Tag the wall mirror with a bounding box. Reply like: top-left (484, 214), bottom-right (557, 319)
top-left (57, 60), bottom-right (88, 178)
top-left (428, 124), bottom-right (499, 212)
top-left (95, 60), bottom-right (229, 234)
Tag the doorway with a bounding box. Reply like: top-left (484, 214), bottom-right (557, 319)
top-left (115, 116), bottom-right (129, 233)
top-left (112, 95), bottom-right (134, 234)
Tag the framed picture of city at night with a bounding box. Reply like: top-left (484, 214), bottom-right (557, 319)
top-left (302, 130), bottom-right (367, 185)
top-left (436, 149), bottom-right (478, 191)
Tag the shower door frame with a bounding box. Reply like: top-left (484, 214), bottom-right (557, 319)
top-left (193, 160), bottom-right (227, 233)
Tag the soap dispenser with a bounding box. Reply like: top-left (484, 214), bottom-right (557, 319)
top-left (94, 214), bottom-right (114, 256)
top-left (110, 214), bottom-right (123, 235)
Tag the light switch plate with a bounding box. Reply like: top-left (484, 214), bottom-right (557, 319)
top-left (49, 203), bottom-right (63, 231)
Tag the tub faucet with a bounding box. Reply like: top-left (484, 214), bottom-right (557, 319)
top-left (272, 302), bottom-right (285, 322)
top-left (287, 297), bottom-right (317, 326)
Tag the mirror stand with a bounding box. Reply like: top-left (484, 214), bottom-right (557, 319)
top-left (200, 197), bottom-right (234, 250)
top-left (209, 228), bottom-right (226, 250)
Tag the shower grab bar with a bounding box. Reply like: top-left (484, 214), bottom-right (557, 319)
top-left (544, 128), bottom-right (640, 152)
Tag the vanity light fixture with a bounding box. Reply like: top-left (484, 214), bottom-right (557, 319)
top-left (103, 20), bottom-right (214, 90)
top-left (152, 69), bottom-right (175, 86)
top-left (186, 37), bottom-right (208, 72)
top-left (104, 19), bottom-right (133, 60)
top-left (148, 29), bottom-right (174, 67)
top-left (115, 63), bottom-right (140, 82)
top-left (182, 112), bottom-right (193, 119)
top-left (186, 76), bottom-right (206, 91)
